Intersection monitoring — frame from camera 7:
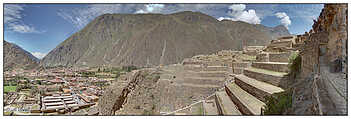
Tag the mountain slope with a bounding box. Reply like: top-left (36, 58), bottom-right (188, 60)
top-left (41, 11), bottom-right (290, 67)
top-left (4, 40), bottom-right (39, 71)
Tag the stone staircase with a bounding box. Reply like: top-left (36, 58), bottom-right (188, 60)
top-left (202, 51), bottom-right (291, 115)
top-left (214, 91), bottom-right (241, 115)
top-left (231, 62), bottom-right (250, 74)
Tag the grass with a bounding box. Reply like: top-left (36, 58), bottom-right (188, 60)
top-left (4, 111), bottom-right (13, 116)
top-left (31, 104), bottom-right (40, 109)
top-left (4, 86), bottom-right (17, 93)
top-left (247, 67), bottom-right (288, 77)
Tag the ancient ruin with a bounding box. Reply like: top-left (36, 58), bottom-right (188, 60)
top-left (3, 3), bottom-right (347, 116)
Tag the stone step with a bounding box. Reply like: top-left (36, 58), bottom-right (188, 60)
top-left (232, 62), bottom-right (250, 68)
top-left (202, 61), bottom-right (226, 66)
top-left (168, 83), bottom-right (219, 103)
top-left (225, 82), bottom-right (265, 115)
top-left (231, 68), bottom-right (244, 74)
top-left (268, 40), bottom-right (292, 48)
top-left (183, 77), bottom-right (225, 86)
top-left (180, 83), bottom-right (222, 88)
top-left (182, 60), bottom-right (203, 65)
top-left (252, 62), bottom-right (289, 73)
top-left (203, 100), bottom-right (219, 115)
top-left (243, 67), bottom-right (288, 87)
top-left (215, 91), bottom-right (242, 115)
top-left (184, 66), bottom-right (230, 72)
top-left (186, 71), bottom-right (227, 77)
top-left (234, 74), bottom-right (284, 101)
top-left (267, 52), bottom-right (292, 62)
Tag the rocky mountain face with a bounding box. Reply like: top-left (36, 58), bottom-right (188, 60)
top-left (40, 11), bottom-right (290, 67)
top-left (4, 40), bottom-right (39, 71)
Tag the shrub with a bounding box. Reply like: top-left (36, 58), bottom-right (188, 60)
top-left (263, 90), bottom-right (292, 115)
top-left (288, 52), bottom-right (301, 79)
top-left (122, 65), bottom-right (138, 72)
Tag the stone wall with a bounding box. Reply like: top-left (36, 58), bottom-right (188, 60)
top-left (252, 62), bottom-right (289, 73)
top-left (268, 52), bottom-right (292, 62)
top-left (232, 62), bottom-right (250, 74)
top-left (243, 46), bottom-right (265, 56)
top-left (256, 53), bottom-right (269, 62)
top-left (243, 69), bottom-right (286, 87)
top-left (300, 4), bottom-right (348, 78)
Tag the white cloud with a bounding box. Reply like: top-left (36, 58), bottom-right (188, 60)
top-left (229, 4), bottom-right (246, 13)
top-left (58, 4), bottom-right (231, 29)
top-left (218, 4), bottom-right (261, 24)
top-left (275, 12), bottom-right (291, 29)
top-left (4, 4), bottom-right (23, 24)
top-left (58, 4), bottom-right (145, 29)
top-left (135, 9), bottom-right (146, 14)
top-left (135, 4), bottom-right (165, 14)
top-left (146, 4), bottom-right (165, 12)
top-left (4, 4), bottom-right (43, 33)
top-left (8, 23), bottom-right (43, 33)
top-left (217, 17), bottom-right (235, 21)
top-left (31, 52), bottom-right (47, 59)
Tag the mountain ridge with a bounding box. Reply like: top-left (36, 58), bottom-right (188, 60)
top-left (40, 11), bottom-right (290, 67)
top-left (4, 40), bottom-right (39, 71)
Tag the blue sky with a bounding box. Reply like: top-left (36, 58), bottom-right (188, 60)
top-left (4, 4), bottom-right (324, 59)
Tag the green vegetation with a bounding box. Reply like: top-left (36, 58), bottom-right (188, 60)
top-left (288, 52), bottom-right (301, 79)
top-left (197, 104), bottom-right (204, 115)
top-left (30, 86), bottom-right (39, 95)
top-left (122, 65), bottom-right (138, 72)
top-left (79, 71), bottom-right (96, 77)
top-left (143, 109), bottom-right (154, 115)
top-left (4, 86), bottom-right (17, 92)
top-left (263, 89), bottom-right (292, 115)
top-left (4, 111), bottom-right (13, 116)
top-left (4, 80), bottom-right (17, 86)
top-left (95, 65), bottom-right (138, 78)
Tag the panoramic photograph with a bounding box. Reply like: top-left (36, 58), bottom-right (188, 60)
top-left (2, 3), bottom-right (348, 116)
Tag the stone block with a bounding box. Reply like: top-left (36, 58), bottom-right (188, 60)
top-left (252, 62), bottom-right (289, 73)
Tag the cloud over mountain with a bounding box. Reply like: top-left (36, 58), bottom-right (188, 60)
top-left (31, 52), bottom-right (47, 59)
top-left (223, 4), bottom-right (261, 24)
top-left (275, 12), bottom-right (291, 29)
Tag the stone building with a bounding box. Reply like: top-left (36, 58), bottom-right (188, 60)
top-left (295, 3), bottom-right (347, 115)
top-left (300, 4), bottom-right (347, 78)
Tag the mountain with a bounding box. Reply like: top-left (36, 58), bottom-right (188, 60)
top-left (40, 11), bottom-right (290, 67)
top-left (4, 40), bottom-right (39, 71)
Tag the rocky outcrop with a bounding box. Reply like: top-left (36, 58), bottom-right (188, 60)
top-left (40, 11), bottom-right (290, 67)
top-left (4, 40), bottom-right (39, 71)
top-left (97, 70), bottom-right (142, 115)
top-left (97, 69), bottom-right (160, 115)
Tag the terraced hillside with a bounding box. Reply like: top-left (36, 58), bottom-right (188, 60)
top-left (96, 36), bottom-right (298, 115)
top-left (193, 39), bottom-right (294, 115)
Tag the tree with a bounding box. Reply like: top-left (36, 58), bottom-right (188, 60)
top-left (30, 87), bottom-right (39, 96)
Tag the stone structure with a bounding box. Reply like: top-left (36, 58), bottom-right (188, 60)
top-left (300, 4), bottom-right (348, 78)
top-left (295, 4), bottom-right (347, 115)
top-left (243, 46), bottom-right (265, 56)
